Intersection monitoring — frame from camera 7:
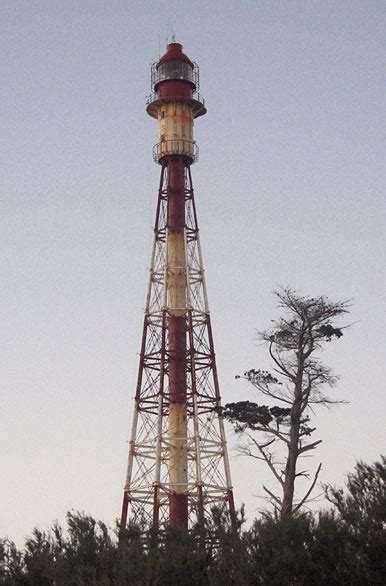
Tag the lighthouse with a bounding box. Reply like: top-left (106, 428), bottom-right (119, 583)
top-left (121, 42), bottom-right (234, 532)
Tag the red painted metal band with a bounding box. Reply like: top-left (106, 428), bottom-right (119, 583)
top-left (168, 316), bottom-right (187, 404)
top-left (167, 158), bottom-right (185, 231)
top-left (187, 167), bottom-right (199, 232)
top-left (157, 43), bottom-right (193, 67)
top-left (120, 492), bottom-right (129, 528)
top-left (154, 162), bottom-right (166, 235)
top-left (169, 493), bottom-right (189, 529)
top-left (135, 317), bottom-right (148, 402)
top-left (227, 489), bottom-right (237, 528)
top-left (157, 80), bottom-right (193, 99)
top-left (206, 316), bottom-right (221, 401)
top-left (152, 485), bottom-right (160, 529)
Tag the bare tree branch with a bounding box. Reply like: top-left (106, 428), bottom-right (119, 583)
top-left (262, 485), bottom-right (281, 506)
top-left (247, 434), bottom-right (285, 487)
top-left (268, 341), bottom-right (295, 382)
top-left (298, 439), bottom-right (322, 454)
top-left (293, 463), bottom-right (323, 512)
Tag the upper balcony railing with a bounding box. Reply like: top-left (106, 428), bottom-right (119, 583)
top-left (151, 61), bottom-right (199, 90)
top-left (153, 140), bottom-right (199, 164)
top-left (146, 92), bottom-right (205, 109)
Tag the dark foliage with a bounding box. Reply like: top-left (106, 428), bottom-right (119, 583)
top-left (324, 457), bottom-right (386, 585)
top-left (1, 457), bottom-right (384, 586)
top-left (223, 401), bottom-right (291, 430)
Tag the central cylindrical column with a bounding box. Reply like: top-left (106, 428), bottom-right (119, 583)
top-left (167, 157), bottom-right (188, 528)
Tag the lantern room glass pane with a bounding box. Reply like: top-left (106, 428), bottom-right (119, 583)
top-left (157, 61), bottom-right (194, 84)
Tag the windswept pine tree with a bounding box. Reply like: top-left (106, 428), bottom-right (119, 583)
top-left (224, 288), bottom-right (350, 515)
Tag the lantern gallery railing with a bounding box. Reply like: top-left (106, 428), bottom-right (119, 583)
top-left (146, 92), bottom-right (206, 110)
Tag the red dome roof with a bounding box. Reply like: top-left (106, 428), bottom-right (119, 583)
top-left (157, 43), bottom-right (193, 68)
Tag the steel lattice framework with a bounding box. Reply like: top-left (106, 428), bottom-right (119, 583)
top-left (121, 42), bottom-right (235, 533)
top-left (121, 165), bottom-right (235, 529)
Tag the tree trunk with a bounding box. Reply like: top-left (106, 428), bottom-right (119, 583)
top-left (281, 377), bottom-right (302, 515)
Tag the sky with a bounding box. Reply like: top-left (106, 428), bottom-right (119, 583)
top-left (1, 0), bottom-right (385, 545)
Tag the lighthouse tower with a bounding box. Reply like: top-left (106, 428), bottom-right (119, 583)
top-left (121, 42), bottom-right (235, 531)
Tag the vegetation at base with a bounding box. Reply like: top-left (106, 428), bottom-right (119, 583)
top-left (1, 457), bottom-right (385, 585)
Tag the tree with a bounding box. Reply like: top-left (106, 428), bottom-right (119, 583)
top-left (325, 456), bottom-right (386, 584)
top-left (224, 288), bottom-right (349, 516)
